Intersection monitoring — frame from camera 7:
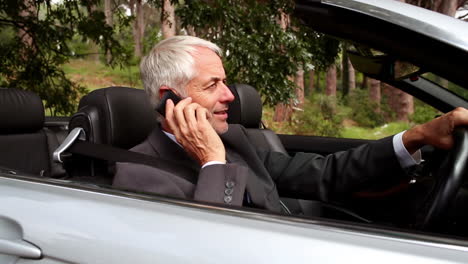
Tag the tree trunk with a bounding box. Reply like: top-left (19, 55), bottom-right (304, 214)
top-left (273, 103), bottom-right (293, 122)
top-left (395, 91), bottom-right (414, 122)
top-left (369, 78), bottom-right (381, 112)
top-left (325, 65), bottom-right (337, 97)
top-left (342, 51), bottom-right (350, 96)
top-left (361, 75), bottom-right (369, 90)
top-left (308, 69), bottom-right (315, 96)
top-left (131, 0), bottom-right (145, 58)
top-left (161, 0), bottom-right (176, 39)
top-left (294, 66), bottom-right (305, 108)
top-left (316, 70), bottom-right (321, 92)
top-left (348, 58), bottom-right (356, 92)
top-left (383, 84), bottom-right (414, 122)
top-left (104, 0), bottom-right (113, 63)
top-left (18, 0), bottom-right (35, 51)
top-left (187, 26), bottom-right (196, 36)
top-left (440, 0), bottom-right (458, 16)
top-left (88, 3), bottom-right (100, 61)
top-left (392, 60), bottom-right (414, 121)
top-left (273, 11), bottom-right (292, 122)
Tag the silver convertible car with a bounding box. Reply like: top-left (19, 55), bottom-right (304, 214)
top-left (1, 0), bottom-right (468, 263)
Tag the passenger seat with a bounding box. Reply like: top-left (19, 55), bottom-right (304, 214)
top-left (64, 86), bottom-right (157, 183)
top-left (0, 88), bottom-right (65, 177)
top-left (227, 83), bottom-right (287, 154)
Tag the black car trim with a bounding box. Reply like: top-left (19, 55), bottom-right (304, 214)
top-left (386, 77), bottom-right (468, 113)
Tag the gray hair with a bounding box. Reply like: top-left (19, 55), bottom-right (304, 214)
top-left (140, 35), bottom-right (223, 108)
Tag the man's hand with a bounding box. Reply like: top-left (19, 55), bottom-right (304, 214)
top-left (164, 97), bottom-right (226, 165)
top-left (403, 107), bottom-right (468, 153)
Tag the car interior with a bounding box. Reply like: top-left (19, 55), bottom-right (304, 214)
top-left (2, 80), bottom-right (466, 239)
top-left (0, 84), bottom-right (379, 216)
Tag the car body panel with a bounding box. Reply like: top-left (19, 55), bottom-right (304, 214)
top-left (2, 175), bottom-right (468, 263)
top-left (295, 0), bottom-right (468, 88)
top-left (323, 0), bottom-right (468, 52)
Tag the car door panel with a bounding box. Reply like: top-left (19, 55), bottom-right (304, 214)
top-left (1, 175), bottom-right (468, 264)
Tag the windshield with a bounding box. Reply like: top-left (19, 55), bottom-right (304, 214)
top-left (422, 73), bottom-right (468, 101)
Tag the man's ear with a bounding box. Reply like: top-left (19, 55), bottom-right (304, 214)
top-left (159, 86), bottom-right (170, 99)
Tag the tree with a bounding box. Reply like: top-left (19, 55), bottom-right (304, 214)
top-left (128, 0), bottom-right (146, 57)
top-left (294, 67), bottom-right (305, 108)
top-left (307, 69), bottom-right (315, 96)
top-left (369, 78), bottom-right (381, 113)
top-left (0, 0), bottom-right (128, 115)
top-left (104, 0), bottom-right (113, 63)
top-left (341, 48), bottom-right (355, 97)
top-left (177, 0), bottom-right (339, 109)
top-left (407, 0), bottom-right (468, 17)
top-left (325, 64), bottom-right (337, 97)
top-left (161, 0), bottom-right (176, 38)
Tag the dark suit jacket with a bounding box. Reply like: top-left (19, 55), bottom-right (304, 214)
top-left (113, 124), bottom-right (405, 213)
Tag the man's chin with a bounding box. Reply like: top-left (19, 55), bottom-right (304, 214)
top-left (213, 123), bottom-right (229, 134)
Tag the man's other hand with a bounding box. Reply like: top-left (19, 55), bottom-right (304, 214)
top-left (165, 97), bottom-right (226, 165)
top-left (403, 107), bottom-right (468, 153)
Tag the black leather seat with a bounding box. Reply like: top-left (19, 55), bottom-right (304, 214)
top-left (66, 86), bottom-right (157, 181)
top-left (0, 88), bottom-right (65, 177)
top-left (227, 83), bottom-right (287, 154)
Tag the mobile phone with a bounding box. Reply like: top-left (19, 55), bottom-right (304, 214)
top-left (156, 90), bottom-right (182, 117)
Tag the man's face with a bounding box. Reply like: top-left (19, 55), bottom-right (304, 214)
top-left (184, 47), bottom-right (235, 134)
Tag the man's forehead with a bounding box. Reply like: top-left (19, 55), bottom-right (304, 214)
top-left (190, 46), bottom-right (220, 59)
top-left (191, 47), bottom-right (225, 77)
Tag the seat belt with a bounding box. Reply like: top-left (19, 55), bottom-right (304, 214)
top-left (54, 128), bottom-right (197, 184)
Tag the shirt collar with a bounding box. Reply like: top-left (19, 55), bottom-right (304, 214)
top-left (162, 130), bottom-right (183, 148)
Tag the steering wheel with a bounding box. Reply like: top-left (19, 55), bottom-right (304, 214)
top-left (422, 128), bottom-right (468, 229)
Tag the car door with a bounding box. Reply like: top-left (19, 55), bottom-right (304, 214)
top-left (2, 173), bottom-right (468, 264)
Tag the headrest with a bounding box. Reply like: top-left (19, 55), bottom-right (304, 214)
top-left (69, 87), bottom-right (157, 149)
top-left (227, 84), bottom-right (262, 128)
top-left (0, 88), bottom-right (45, 134)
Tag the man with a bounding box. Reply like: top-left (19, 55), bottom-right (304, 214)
top-left (113, 35), bottom-right (468, 214)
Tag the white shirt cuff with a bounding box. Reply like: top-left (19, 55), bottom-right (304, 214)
top-left (393, 131), bottom-right (422, 169)
top-left (201, 161), bottom-right (226, 169)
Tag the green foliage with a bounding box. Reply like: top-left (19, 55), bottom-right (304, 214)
top-left (177, 0), bottom-right (340, 107)
top-left (342, 122), bottom-right (410, 140)
top-left (292, 95), bottom-right (343, 137)
top-left (348, 89), bottom-right (385, 128)
top-left (410, 99), bottom-right (441, 124)
top-left (142, 23), bottom-right (163, 60)
top-left (0, 0), bottom-right (130, 115)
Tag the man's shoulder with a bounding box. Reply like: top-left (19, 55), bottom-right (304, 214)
top-left (225, 124), bottom-right (248, 136)
top-left (114, 136), bottom-right (160, 185)
top-left (128, 127), bottom-right (163, 157)
top-left (129, 140), bottom-right (156, 155)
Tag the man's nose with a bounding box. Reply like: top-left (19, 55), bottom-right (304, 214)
top-left (221, 83), bottom-right (235, 103)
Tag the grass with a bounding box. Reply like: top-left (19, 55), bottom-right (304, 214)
top-left (341, 122), bottom-right (411, 139)
top-left (62, 59), bottom-right (142, 92)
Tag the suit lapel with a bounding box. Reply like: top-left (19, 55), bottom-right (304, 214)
top-left (221, 125), bottom-right (282, 212)
top-left (147, 125), bottom-right (200, 178)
